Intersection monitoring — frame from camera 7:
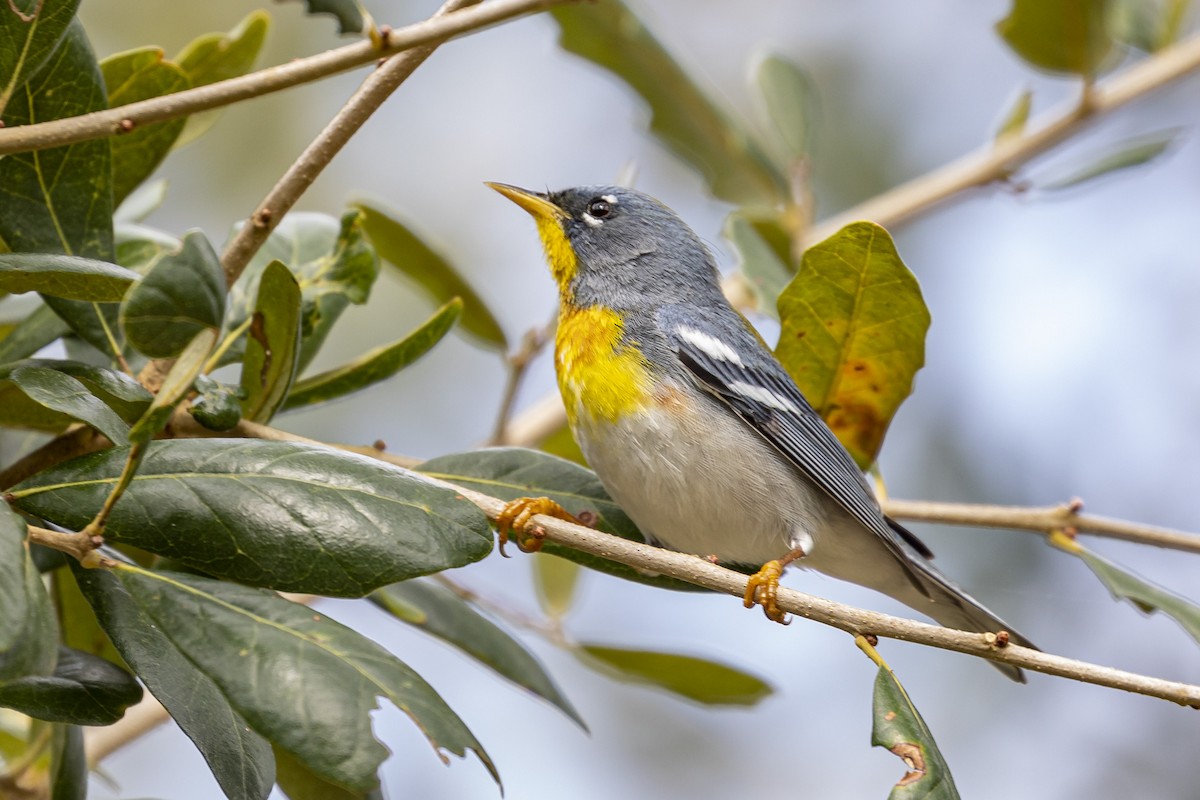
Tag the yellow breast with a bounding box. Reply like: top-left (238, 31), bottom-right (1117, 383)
top-left (555, 304), bottom-right (654, 426)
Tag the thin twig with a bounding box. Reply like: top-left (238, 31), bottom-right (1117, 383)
top-left (883, 498), bottom-right (1200, 555)
top-left (0, 0), bottom-right (577, 157)
top-left (25, 525), bottom-right (108, 564)
top-left (489, 320), bottom-right (554, 445)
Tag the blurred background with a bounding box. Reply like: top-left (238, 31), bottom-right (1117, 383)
top-left (77, 0), bottom-right (1200, 797)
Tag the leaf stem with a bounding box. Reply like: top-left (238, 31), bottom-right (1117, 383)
top-left (81, 441), bottom-right (146, 540)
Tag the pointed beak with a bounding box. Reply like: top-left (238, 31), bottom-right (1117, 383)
top-left (486, 182), bottom-right (569, 222)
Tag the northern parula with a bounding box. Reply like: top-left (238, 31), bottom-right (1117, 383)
top-left (489, 182), bottom-right (1034, 681)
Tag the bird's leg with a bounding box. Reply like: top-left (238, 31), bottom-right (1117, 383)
top-left (494, 496), bottom-right (582, 556)
top-left (744, 546), bottom-right (807, 624)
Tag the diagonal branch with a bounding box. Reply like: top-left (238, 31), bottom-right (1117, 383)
top-left (0, 0), bottom-right (576, 157)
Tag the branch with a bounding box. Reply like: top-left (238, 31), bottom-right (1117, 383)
top-left (0, 0), bottom-right (576, 157)
top-left (489, 321), bottom-right (553, 445)
top-left (25, 525), bottom-right (106, 563)
top-left (883, 498), bottom-right (1200, 555)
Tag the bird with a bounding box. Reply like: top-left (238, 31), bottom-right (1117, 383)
top-left (487, 182), bottom-right (1035, 681)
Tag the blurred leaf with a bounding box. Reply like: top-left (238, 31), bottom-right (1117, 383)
top-left (537, 421), bottom-right (587, 466)
top-left (871, 665), bottom-right (960, 799)
top-left (49, 724), bottom-right (86, 800)
top-left (283, 0), bottom-right (369, 34)
top-left (101, 48), bottom-right (189, 206)
top-left (994, 87), bottom-right (1033, 140)
top-left (120, 230), bottom-right (225, 359)
top-left (724, 212), bottom-right (792, 319)
top-left (0, 504), bottom-right (57, 681)
top-left (996, 0), bottom-right (1117, 77)
top-left (8, 365), bottom-right (131, 444)
top-left (578, 645), bottom-right (772, 706)
top-left (373, 579), bottom-right (583, 726)
top-left (357, 202), bottom-right (506, 350)
top-left (0, 0), bottom-right (80, 114)
top-left (0, 305), bottom-right (70, 362)
top-left (174, 11), bottom-right (270, 147)
top-left (282, 298), bottom-right (461, 411)
top-left (756, 53), bottom-right (818, 168)
top-left (0, 21), bottom-right (118, 355)
top-left (239, 260), bottom-right (301, 423)
top-left (127, 327), bottom-right (216, 443)
top-left (1064, 542), bottom-right (1200, 646)
top-left (0, 359), bottom-right (151, 422)
top-left (71, 562), bottom-right (274, 800)
top-left (274, 745), bottom-right (384, 800)
top-left (226, 210), bottom-right (380, 371)
top-left (534, 552), bottom-right (581, 618)
top-left (551, 0), bottom-right (786, 207)
top-left (190, 375), bottom-right (243, 431)
top-left (115, 178), bottom-right (168, 224)
top-left (418, 448), bottom-right (701, 592)
top-left (1037, 129), bottom-right (1180, 191)
top-left (76, 562), bottom-right (498, 792)
top-left (13, 439), bottom-right (493, 597)
top-left (0, 254), bottom-right (138, 301)
top-left (116, 223), bottom-right (181, 271)
top-left (775, 222), bottom-right (930, 468)
top-left (1109, 0), bottom-right (1190, 51)
top-left (0, 646), bottom-right (142, 725)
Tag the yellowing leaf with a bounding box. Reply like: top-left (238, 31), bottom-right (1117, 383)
top-left (996, 0), bottom-right (1117, 77)
top-left (775, 222), bottom-right (930, 468)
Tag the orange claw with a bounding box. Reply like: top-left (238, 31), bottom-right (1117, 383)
top-left (495, 496), bottom-right (581, 556)
top-left (744, 559), bottom-right (788, 624)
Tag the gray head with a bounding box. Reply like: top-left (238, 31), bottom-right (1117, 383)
top-left (489, 183), bottom-right (724, 310)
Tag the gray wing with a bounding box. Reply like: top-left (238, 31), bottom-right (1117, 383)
top-left (660, 309), bottom-right (933, 596)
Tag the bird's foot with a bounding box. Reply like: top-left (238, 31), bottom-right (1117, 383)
top-left (743, 547), bottom-right (807, 624)
top-left (495, 496), bottom-right (581, 556)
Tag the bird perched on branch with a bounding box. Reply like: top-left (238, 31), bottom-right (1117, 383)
top-left (488, 182), bottom-right (1034, 680)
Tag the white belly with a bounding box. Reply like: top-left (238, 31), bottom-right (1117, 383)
top-left (572, 393), bottom-right (833, 566)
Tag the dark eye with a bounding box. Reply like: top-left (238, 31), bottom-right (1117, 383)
top-left (586, 198), bottom-right (612, 219)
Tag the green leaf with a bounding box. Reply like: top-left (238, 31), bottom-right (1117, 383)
top-left (115, 178), bottom-right (168, 224)
top-left (723, 212), bottom-right (793, 320)
top-left (120, 230), bottom-right (226, 359)
top-left (0, 254), bottom-right (139, 301)
top-left (1071, 545), bottom-right (1200, 646)
top-left (0, 20), bottom-right (117, 355)
top-left (0, 304), bottom-right (71, 362)
top-left (871, 665), bottom-right (960, 799)
top-left (551, 0), bottom-right (786, 207)
top-left (239, 260), bottom-right (301, 423)
top-left (0, 504), bottom-right (57, 681)
top-left (225, 210), bottom-right (380, 372)
top-left (533, 552), bottom-right (581, 618)
top-left (0, 646), bottom-right (142, 725)
top-left (274, 744), bottom-right (384, 800)
top-left (418, 448), bottom-right (701, 592)
top-left (284, 0), bottom-right (369, 34)
top-left (7, 365), bottom-right (131, 444)
top-left (356, 203), bottom-right (507, 350)
top-left (71, 562), bottom-right (274, 800)
top-left (100, 47), bottom-right (189, 206)
top-left (77, 563), bottom-right (498, 792)
top-left (0, 358), bottom-right (148, 434)
top-left (0, 0), bottom-right (81, 116)
top-left (537, 421), bottom-right (587, 466)
top-left (996, 0), bottom-right (1117, 77)
top-left (127, 327), bottom-right (217, 443)
top-left (578, 645), bottom-right (772, 706)
top-left (189, 375), bottom-right (243, 431)
top-left (12, 438), bottom-right (494, 597)
top-left (282, 298), bottom-right (461, 411)
top-left (756, 53), bottom-right (818, 168)
top-left (49, 724), bottom-right (86, 800)
top-left (995, 88), bottom-right (1033, 141)
top-left (1037, 129), bottom-right (1180, 191)
top-left (372, 579), bottom-right (584, 727)
top-left (775, 222), bottom-right (930, 468)
top-left (174, 11), bottom-right (270, 147)
top-left (1108, 0), bottom-right (1189, 51)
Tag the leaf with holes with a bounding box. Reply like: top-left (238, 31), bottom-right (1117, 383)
top-left (551, 0), bottom-right (786, 207)
top-left (12, 439), bottom-right (493, 597)
top-left (283, 298), bottom-right (460, 411)
top-left (418, 448), bottom-right (701, 592)
top-left (775, 222), bottom-right (930, 468)
top-left (578, 645), bottom-right (772, 706)
top-left (871, 664), bottom-right (960, 799)
top-left (372, 579), bottom-right (583, 727)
